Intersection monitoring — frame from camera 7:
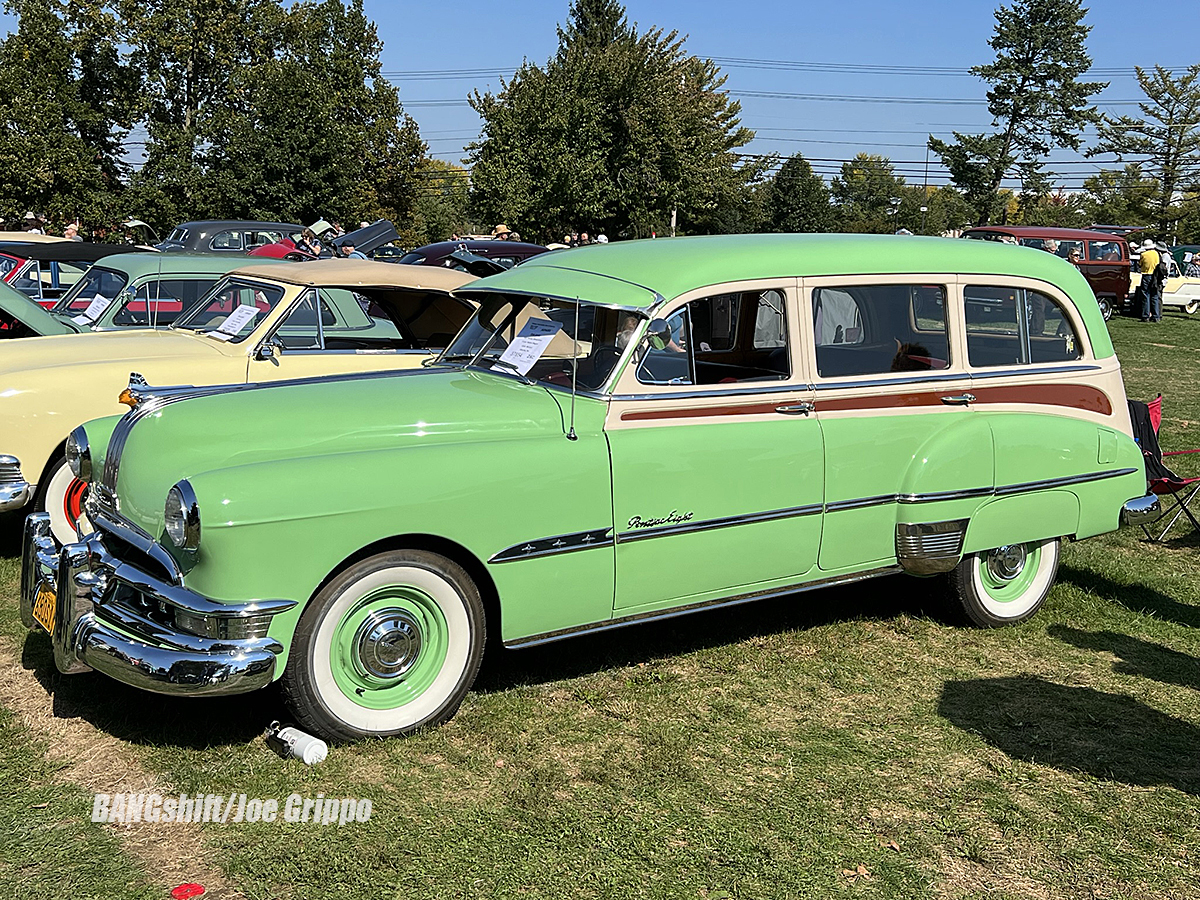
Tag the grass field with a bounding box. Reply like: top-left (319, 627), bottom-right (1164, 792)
top-left (1, 311), bottom-right (1198, 900)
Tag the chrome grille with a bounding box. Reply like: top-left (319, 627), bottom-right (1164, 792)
top-left (895, 519), bottom-right (969, 575)
top-left (0, 455), bottom-right (23, 485)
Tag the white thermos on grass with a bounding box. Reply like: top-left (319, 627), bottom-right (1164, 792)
top-left (265, 721), bottom-right (328, 765)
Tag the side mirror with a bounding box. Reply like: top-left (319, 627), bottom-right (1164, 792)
top-left (257, 338), bottom-right (282, 362)
top-left (646, 318), bottom-right (672, 350)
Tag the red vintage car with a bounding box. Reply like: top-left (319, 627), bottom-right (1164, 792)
top-left (962, 226), bottom-right (1130, 320)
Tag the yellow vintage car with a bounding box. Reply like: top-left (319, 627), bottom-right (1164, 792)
top-left (0, 259), bottom-right (477, 542)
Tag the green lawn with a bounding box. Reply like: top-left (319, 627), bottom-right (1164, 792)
top-left (0, 311), bottom-right (1198, 899)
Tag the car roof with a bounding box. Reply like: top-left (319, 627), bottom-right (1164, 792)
top-left (964, 226), bottom-right (1127, 241)
top-left (0, 232), bottom-right (69, 243)
top-left (0, 241), bottom-right (145, 261)
top-left (411, 240), bottom-right (548, 255)
top-left (459, 233), bottom-right (1095, 308)
top-left (91, 252), bottom-right (291, 276)
top-left (228, 258), bottom-right (478, 291)
top-left (171, 220), bottom-right (303, 231)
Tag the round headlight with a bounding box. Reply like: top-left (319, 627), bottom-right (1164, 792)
top-left (65, 426), bottom-right (92, 482)
top-left (164, 480), bottom-right (201, 552)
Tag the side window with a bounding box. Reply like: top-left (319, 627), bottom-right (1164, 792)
top-left (637, 290), bottom-right (790, 386)
top-left (273, 293), bottom-right (324, 351)
top-left (964, 286), bottom-right (1082, 367)
top-left (812, 284), bottom-right (949, 378)
top-left (1087, 240), bottom-right (1123, 261)
top-left (115, 278), bottom-right (202, 326)
top-left (210, 231), bottom-right (243, 251)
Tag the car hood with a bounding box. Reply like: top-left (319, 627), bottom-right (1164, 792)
top-left (0, 328), bottom-right (225, 376)
top-left (108, 368), bottom-right (569, 534)
top-left (0, 281), bottom-right (80, 337)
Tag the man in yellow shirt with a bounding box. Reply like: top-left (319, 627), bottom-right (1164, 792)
top-left (1138, 238), bottom-right (1161, 322)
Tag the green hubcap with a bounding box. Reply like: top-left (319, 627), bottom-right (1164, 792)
top-left (979, 543), bottom-right (1041, 602)
top-left (331, 586), bottom-right (448, 710)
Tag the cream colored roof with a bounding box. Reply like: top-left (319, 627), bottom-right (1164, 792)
top-left (228, 258), bottom-right (476, 291)
top-left (0, 232), bottom-right (70, 243)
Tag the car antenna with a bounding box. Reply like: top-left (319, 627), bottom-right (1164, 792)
top-left (567, 297), bottom-right (579, 441)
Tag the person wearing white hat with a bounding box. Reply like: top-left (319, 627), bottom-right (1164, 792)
top-left (1137, 238), bottom-right (1162, 322)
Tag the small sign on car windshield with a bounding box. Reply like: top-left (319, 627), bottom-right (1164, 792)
top-left (206, 304), bottom-right (260, 341)
top-left (72, 293), bottom-right (113, 325)
top-left (496, 318), bottom-right (563, 375)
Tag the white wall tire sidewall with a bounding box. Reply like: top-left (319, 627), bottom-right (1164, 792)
top-left (43, 460), bottom-right (83, 545)
top-left (309, 565), bottom-right (472, 735)
top-left (970, 538), bottom-right (1059, 621)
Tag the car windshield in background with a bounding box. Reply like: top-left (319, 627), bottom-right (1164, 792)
top-left (0, 255), bottom-right (17, 278)
top-left (398, 252), bottom-right (425, 265)
top-left (440, 296), bottom-right (635, 392)
top-left (1087, 240), bottom-right (1123, 261)
top-left (1018, 238), bottom-right (1083, 259)
top-left (172, 278), bottom-right (287, 343)
top-left (53, 267), bottom-right (130, 314)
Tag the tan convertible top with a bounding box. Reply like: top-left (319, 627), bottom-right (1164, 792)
top-left (229, 258), bottom-right (476, 291)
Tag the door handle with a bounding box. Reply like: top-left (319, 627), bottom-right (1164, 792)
top-left (775, 402), bottom-right (815, 415)
top-left (940, 393), bottom-right (976, 406)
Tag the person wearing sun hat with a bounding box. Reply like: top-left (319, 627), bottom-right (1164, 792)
top-left (1137, 238), bottom-right (1162, 322)
top-left (491, 224), bottom-right (512, 241)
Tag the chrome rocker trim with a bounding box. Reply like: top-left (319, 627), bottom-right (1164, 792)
top-left (20, 513), bottom-right (296, 696)
top-left (0, 455), bottom-right (34, 512)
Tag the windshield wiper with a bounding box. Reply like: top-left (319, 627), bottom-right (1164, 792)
top-left (425, 352), bottom-right (475, 368)
top-left (487, 358), bottom-right (534, 384)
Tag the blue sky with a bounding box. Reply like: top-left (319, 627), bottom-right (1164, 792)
top-left (2, 0), bottom-right (1194, 188)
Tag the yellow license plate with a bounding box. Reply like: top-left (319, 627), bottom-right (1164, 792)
top-left (31, 583), bottom-right (56, 635)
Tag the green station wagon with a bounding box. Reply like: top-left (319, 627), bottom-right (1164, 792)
top-left (21, 235), bottom-right (1158, 741)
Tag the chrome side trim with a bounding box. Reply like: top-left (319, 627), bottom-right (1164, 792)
top-left (489, 528), bottom-right (614, 564)
top-left (504, 565), bottom-right (904, 649)
top-left (616, 503), bottom-right (823, 543)
top-left (969, 364), bottom-right (1103, 380)
top-left (815, 372), bottom-right (965, 391)
top-left (611, 383), bottom-right (812, 402)
top-left (992, 467), bottom-right (1138, 496)
top-left (898, 487), bottom-right (994, 504)
top-left (825, 494), bottom-right (896, 513)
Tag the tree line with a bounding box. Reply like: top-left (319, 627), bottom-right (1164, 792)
top-left (1, 0), bottom-right (1198, 245)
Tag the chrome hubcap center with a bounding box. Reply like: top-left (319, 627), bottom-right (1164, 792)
top-left (986, 544), bottom-right (1028, 582)
top-left (354, 609), bottom-right (422, 679)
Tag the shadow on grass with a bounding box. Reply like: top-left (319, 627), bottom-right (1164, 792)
top-left (0, 511), bottom-right (23, 559)
top-left (19, 630), bottom-right (286, 750)
top-left (1058, 564), bottom-right (1200, 628)
top-left (475, 572), bottom-right (944, 694)
top-left (938, 675), bottom-right (1200, 795)
top-left (17, 572), bottom-right (945, 745)
top-left (1049, 625), bottom-right (1200, 692)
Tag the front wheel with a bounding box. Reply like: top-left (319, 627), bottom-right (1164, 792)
top-left (281, 549), bottom-right (486, 742)
top-left (34, 456), bottom-right (88, 545)
top-left (1097, 297), bottom-right (1114, 321)
top-left (944, 538), bottom-right (1061, 627)
top-left (1185, 299), bottom-right (1199, 315)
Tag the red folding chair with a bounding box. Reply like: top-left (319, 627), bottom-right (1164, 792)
top-left (1131, 395), bottom-right (1200, 541)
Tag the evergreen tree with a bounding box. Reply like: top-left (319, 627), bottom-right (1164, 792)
top-left (766, 154), bottom-right (832, 233)
top-left (1089, 65), bottom-right (1200, 238)
top-left (930, 0), bottom-right (1105, 225)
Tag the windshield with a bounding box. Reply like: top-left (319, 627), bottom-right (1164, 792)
top-left (439, 295), bottom-right (637, 392)
top-left (172, 277), bottom-right (287, 342)
top-left (53, 267), bottom-right (129, 316)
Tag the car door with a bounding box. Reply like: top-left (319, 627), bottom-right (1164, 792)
top-left (806, 275), bottom-right (991, 573)
top-left (606, 280), bottom-right (825, 614)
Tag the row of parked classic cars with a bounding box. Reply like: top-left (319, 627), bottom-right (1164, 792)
top-left (3, 226), bottom-right (1160, 741)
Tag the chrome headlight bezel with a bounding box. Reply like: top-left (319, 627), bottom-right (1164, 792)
top-left (164, 479), bottom-right (201, 553)
top-left (65, 426), bottom-right (92, 482)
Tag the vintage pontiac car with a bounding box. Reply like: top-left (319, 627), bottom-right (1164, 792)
top-left (1, 259), bottom-right (477, 542)
top-left (21, 234), bottom-right (1157, 741)
top-left (0, 253), bottom-right (290, 339)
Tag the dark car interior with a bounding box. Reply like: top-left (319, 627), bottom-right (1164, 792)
top-left (812, 284), bottom-right (950, 378)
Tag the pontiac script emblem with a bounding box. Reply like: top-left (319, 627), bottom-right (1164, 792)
top-left (628, 510), bottom-right (694, 529)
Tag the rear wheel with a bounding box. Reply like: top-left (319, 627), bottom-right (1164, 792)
top-left (1185, 299), bottom-right (1199, 315)
top-left (1097, 297), bottom-right (1114, 321)
top-left (281, 549), bottom-right (486, 742)
top-left (34, 456), bottom-right (87, 545)
top-left (944, 538), bottom-right (1061, 627)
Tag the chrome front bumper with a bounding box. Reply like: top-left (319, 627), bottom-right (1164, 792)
top-left (20, 512), bottom-right (296, 696)
top-left (1121, 494), bottom-right (1161, 527)
top-left (0, 455), bottom-right (33, 512)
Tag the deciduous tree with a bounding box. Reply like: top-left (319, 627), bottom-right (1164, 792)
top-left (467, 0), bottom-right (756, 240)
top-left (766, 154), bottom-right (832, 233)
